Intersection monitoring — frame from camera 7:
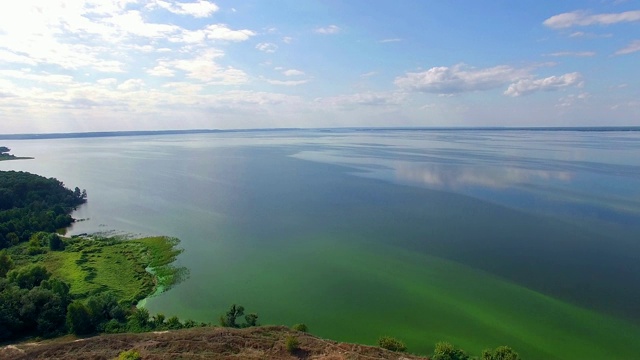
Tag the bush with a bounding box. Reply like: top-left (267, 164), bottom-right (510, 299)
top-left (482, 346), bottom-right (520, 360)
top-left (433, 342), bottom-right (469, 360)
top-left (118, 349), bottom-right (142, 360)
top-left (66, 301), bottom-right (93, 335)
top-left (292, 323), bottom-right (308, 332)
top-left (285, 335), bottom-right (300, 353)
top-left (377, 336), bottom-right (407, 352)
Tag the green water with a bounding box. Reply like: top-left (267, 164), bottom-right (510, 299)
top-left (2, 130), bottom-right (640, 358)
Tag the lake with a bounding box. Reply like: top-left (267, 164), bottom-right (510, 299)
top-left (2, 129), bottom-right (640, 359)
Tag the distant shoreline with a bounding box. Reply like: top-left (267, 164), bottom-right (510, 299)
top-left (0, 155), bottom-right (34, 161)
top-left (0, 126), bottom-right (639, 140)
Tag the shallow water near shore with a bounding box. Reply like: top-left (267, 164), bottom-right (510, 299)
top-left (2, 129), bottom-right (640, 358)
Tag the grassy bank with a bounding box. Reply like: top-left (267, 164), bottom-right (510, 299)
top-left (10, 235), bottom-right (185, 305)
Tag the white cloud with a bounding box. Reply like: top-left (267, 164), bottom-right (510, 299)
top-left (543, 10), bottom-right (640, 29)
top-left (557, 92), bottom-right (590, 107)
top-left (380, 38), bottom-right (402, 43)
top-left (147, 64), bottom-right (176, 77)
top-left (394, 64), bottom-right (528, 94)
top-left (109, 10), bottom-right (180, 38)
top-left (150, 0), bottom-right (220, 18)
top-left (546, 51), bottom-right (596, 57)
top-left (117, 79), bottom-right (145, 91)
top-left (282, 69), bottom-right (305, 77)
top-left (172, 24), bottom-right (256, 43)
top-left (202, 24), bottom-right (255, 41)
top-left (256, 42), bottom-right (278, 53)
top-left (504, 73), bottom-right (583, 97)
top-left (168, 50), bottom-right (248, 84)
top-left (317, 92), bottom-right (405, 108)
top-left (282, 37), bottom-right (293, 44)
top-left (315, 25), bottom-right (341, 34)
top-left (615, 40), bottom-right (640, 55)
top-left (97, 78), bottom-right (118, 86)
top-left (569, 31), bottom-right (613, 38)
top-left (265, 79), bottom-right (309, 86)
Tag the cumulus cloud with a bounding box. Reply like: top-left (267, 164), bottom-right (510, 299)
top-left (615, 40), bottom-right (640, 55)
top-left (256, 42), bottom-right (278, 53)
top-left (394, 64), bottom-right (528, 94)
top-left (168, 50), bottom-right (248, 84)
top-left (543, 10), bottom-right (640, 29)
top-left (150, 0), bottom-right (220, 18)
top-left (395, 64), bottom-right (583, 97)
top-left (315, 25), bottom-right (341, 34)
top-left (504, 72), bottom-right (583, 97)
top-left (117, 79), bottom-right (145, 91)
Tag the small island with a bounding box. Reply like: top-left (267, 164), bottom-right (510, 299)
top-left (0, 146), bottom-right (33, 161)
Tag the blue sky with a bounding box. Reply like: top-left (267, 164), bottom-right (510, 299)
top-left (0, 0), bottom-right (638, 133)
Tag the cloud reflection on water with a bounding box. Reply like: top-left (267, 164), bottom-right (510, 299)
top-left (394, 162), bottom-right (573, 190)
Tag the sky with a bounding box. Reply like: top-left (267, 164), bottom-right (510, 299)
top-left (0, 0), bottom-right (638, 133)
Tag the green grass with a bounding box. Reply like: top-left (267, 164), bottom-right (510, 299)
top-left (38, 235), bottom-right (184, 304)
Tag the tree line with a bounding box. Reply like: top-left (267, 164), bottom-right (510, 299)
top-left (0, 170), bottom-right (86, 249)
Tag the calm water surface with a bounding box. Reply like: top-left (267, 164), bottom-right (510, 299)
top-left (2, 130), bottom-right (639, 358)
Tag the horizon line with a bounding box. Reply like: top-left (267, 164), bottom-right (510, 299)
top-left (1, 126), bottom-right (639, 140)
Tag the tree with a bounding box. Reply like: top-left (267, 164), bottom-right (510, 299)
top-left (482, 346), bottom-right (520, 360)
top-left (378, 336), bottom-right (407, 352)
top-left (67, 301), bottom-right (93, 335)
top-left (0, 250), bottom-right (14, 277)
top-left (0, 147), bottom-right (10, 154)
top-left (48, 233), bottom-right (64, 251)
top-left (221, 304), bottom-right (244, 328)
top-left (433, 342), bottom-right (469, 360)
top-left (292, 323), bottom-right (308, 332)
top-left (127, 307), bottom-right (150, 332)
top-left (7, 264), bottom-right (51, 289)
top-left (244, 313), bottom-right (259, 327)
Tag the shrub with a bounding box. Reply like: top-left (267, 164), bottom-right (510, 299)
top-left (292, 323), bottom-right (308, 332)
top-left (482, 346), bottom-right (520, 360)
top-left (377, 336), bottom-right (407, 352)
top-left (433, 342), bottom-right (469, 360)
top-left (66, 301), bottom-right (93, 335)
top-left (118, 349), bottom-right (142, 360)
top-left (285, 335), bottom-right (300, 353)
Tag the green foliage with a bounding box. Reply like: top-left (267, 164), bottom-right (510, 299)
top-left (433, 342), bottom-right (469, 360)
top-left (221, 304), bottom-right (244, 328)
top-left (219, 304), bottom-right (259, 328)
top-left (86, 292), bottom-right (126, 331)
top-left (377, 336), bottom-right (407, 352)
top-left (165, 315), bottom-right (182, 329)
top-left (66, 301), bottom-right (93, 335)
top-left (244, 313), bottom-right (259, 327)
top-left (0, 250), bottom-right (13, 277)
top-left (48, 233), bottom-right (64, 251)
top-left (0, 171), bottom-right (86, 248)
top-left (482, 346), bottom-right (521, 360)
top-left (118, 349), bottom-right (142, 360)
top-left (127, 307), bottom-right (150, 332)
top-left (292, 323), bottom-right (308, 332)
top-left (285, 335), bottom-right (300, 353)
top-left (7, 264), bottom-right (51, 289)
